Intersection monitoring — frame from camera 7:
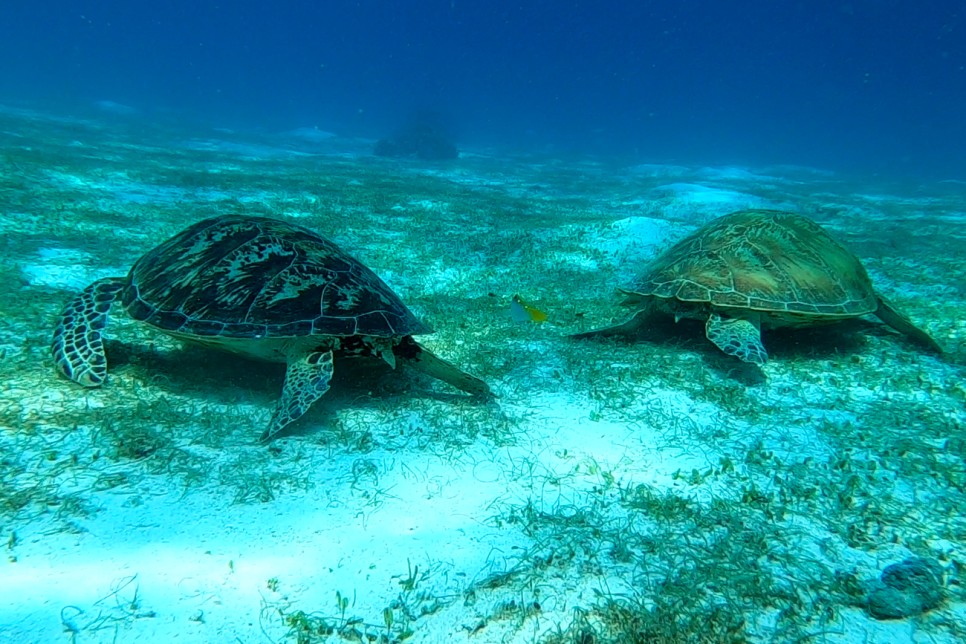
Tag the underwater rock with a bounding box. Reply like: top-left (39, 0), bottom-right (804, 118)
top-left (866, 557), bottom-right (944, 620)
top-left (374, 111), bottom-right (458, 160)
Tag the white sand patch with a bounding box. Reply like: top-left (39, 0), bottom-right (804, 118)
top-left (284, 127), bottom-right (339, 143)
top-left (651, 182), bottom-right (770, 208)
top-left (622, 181), bottom-right (787, 224)
top-left (93, 100), bottom-right (138, 116)
top-left (583, 215), bottom-right (674, 256)
top-left (554, 216), bottom-right (676, 279)
top-left (1, 380), bottom-right (727, 643)
top-left (21, 252), bottom-right (121, 291)
top-left (2, 438), bottom-right (534, 642)
top-left (100, 180), bottom-right (192, 205)
top-left (627, 163), bottom-right (693, 177)
top-left (178, 138), bottom-right (312, 159)
top-left (403, 199), bottom-right (451, 214)
top-left (695, 166), bottom-right (775, 182)
top-left (407, 262), bottom-right (467, 296)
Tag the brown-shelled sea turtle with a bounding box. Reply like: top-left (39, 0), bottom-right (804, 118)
top-left (573, 209), bottom-right (942, 364)
top-left (51, 215), bottom-right (492, 441)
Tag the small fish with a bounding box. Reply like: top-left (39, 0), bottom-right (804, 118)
top-left (510, 294), bottom-right (548, 324)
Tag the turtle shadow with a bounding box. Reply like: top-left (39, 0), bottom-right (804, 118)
top-left (104, 339), bottom-right (490, 439)
top-left (105, 339), bottom-right (286, 403)
top-left (701, 324), bottom-right (871, 385)
top-left (697, 318), bottom-right (910, 383)
top-left (762, 321), bottom-right (871, 360)
top-left (583, 315), bottom-right (889, 386)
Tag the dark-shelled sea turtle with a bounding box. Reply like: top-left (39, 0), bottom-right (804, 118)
top-left (52, 215), bottom-right (492, 441)
top-left (573, 209), bottom-right (942, 364)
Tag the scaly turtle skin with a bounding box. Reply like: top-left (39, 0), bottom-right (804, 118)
top-left (574, 209), bottom-right (943, 364)
top-left (52, 215), bottom-right (491, 441)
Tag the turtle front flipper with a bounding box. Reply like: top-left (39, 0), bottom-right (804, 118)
top-left (706, 313), bottom-right (767, 365)
top-left (261, 349), bottom-right (335, 442)
top-left (51, 277), bottom-right (126, 387)
top-left (394, 336), bottom-right (493, 399)
top-left (873, 294), bottom-right (944, 354)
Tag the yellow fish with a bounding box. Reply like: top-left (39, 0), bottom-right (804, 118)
top-left (510, 294), bottom-right (548, 324)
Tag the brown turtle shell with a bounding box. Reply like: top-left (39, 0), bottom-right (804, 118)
top-left (629, 209), bottom-right (878, 318)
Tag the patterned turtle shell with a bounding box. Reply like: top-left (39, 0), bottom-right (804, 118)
top-left (120, 215), bottom-right (430, 339)
top-left (630, 209), bottom-right (878, 318)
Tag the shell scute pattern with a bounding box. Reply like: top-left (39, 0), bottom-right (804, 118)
top-left (121, 216), bottom-right (427, 339)
top-left (633, 209), bottom-right (878, 318)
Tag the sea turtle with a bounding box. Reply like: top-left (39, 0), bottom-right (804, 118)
top-left (51, 215), bottom-right (492, 441)
top-left (573, 209), bottom-right (942, 364)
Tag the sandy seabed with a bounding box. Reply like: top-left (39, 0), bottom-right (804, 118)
top-left (1, 103), bottom-right (964, 643)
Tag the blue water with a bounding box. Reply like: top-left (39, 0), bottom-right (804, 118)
top-left (1, 1), bottom-right (963, 176)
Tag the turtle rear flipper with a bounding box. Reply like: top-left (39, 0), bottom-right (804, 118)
top-left (394, 336), bottom-right (493, 399)
top-left (706, 313), bottom-right (767, 365)
top-left (51, 277), bottom-right (126, 387)
top-left (261, 349), bottom-right (335, 442)
top-left (874, 295), bottom-right (943, 354)
top-left (569, 309), bottom-right (649, 340)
